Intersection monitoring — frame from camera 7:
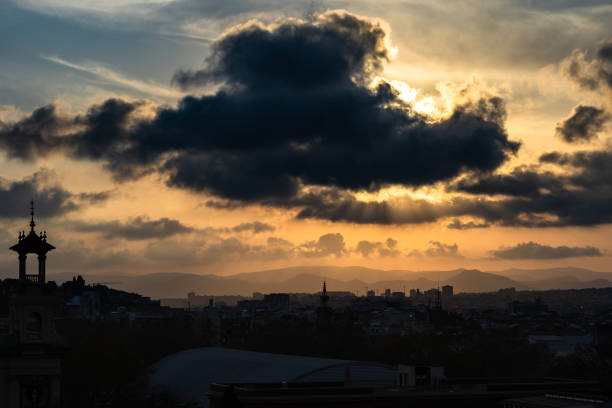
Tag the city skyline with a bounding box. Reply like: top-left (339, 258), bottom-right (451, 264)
top-left (1, 1), bottom-right (612, 277)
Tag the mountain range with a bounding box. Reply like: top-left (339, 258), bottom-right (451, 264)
top-left (45, 266), bottom-right (612, 299)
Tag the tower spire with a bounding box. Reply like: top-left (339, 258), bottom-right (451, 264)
top-left (320, 281), bottom-right (329, 307)
top-left (29, 199), bottom-right (35, 231)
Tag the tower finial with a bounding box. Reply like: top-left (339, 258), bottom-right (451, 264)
top-left (29, 199), bottom-right (36, 231)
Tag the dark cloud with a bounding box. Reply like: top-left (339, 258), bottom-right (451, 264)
top-left (563, 41), bottom-right (612, 92)
top-left (0, 169), bottom-right (109, 220)
top-left (354, 237), bottom-right (400, 258)
top-left (68, 216), bottom-right (194, 240)
top-left (539, 149), bottom-right (612, 190)
top-left (78, 190), bottom-right (114, 203)
top-left (288, 146), bottom-right (612, 227)
top-left (556, 105), bottom-right (609, 143)
top-left (445, 149), bottom-right (612, 227)
top-left (453, 167), bottom-right (564, 198)
top-left (231, 221), bottom-right (275, 234)
top-left (0, 104), bottom-right (71, 160)
top-left (446, 219), bottom-right (490, 230)
top-left (172, 10), bottom-right (389, 90)
top-left (0, 11), bottom-right (519, 210)
top-left (599, 42), bottom-right (612, 62)
top-left (492, 241), bottom-right (603, 260)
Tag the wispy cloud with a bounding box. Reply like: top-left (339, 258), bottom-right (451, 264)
top-left (42, 55), bottom-right (184, 100)
top-left (15, 0), bottom-right (174, 18)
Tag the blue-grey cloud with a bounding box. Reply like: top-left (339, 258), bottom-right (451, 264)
top-left (68, 216), bottom-right (195, 240)
top-left (492, 241), bottom-right (603, 259)
top-left (0, 169), bottom-right (111, 220)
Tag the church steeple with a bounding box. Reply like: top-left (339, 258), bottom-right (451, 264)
top-left (9, 201), bottom-right (55, 284)
top-left (320, 281), bottom-right (329, 307)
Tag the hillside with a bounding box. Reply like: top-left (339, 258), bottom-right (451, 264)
top-left (43, 265), bottom-right (611, 299)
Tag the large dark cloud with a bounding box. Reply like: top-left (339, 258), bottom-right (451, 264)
top-left (556, 105), bottom-right (609, 143)
top-left (0, 11), bottom-right (519, 208)
top-left (68, 216), bottom-right (195, 240)
top-left (492, 241), bottom-right (602, 260)
top-left (0, 170), bottom-right (110, 220)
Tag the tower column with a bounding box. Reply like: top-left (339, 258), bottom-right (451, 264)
top-left (19, 253), bottom-right (26, 281)
top-left (38, 254), bottom-right (46, 284)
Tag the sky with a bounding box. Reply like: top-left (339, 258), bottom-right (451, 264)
top-left (1, 0), bottom-right (612, 278)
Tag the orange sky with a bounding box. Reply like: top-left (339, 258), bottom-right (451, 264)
top-left (1, 1), bottom-right (612, 278)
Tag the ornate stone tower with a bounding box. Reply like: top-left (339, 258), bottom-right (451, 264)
top-left (9, 201), bottom-right (55, 284)
top-left (0, 202), bottom-right (62, 407)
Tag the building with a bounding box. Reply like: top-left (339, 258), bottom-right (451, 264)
top-left (441, 285), bottom-right (453, 298)
top-left (0, 204), bottom-right (63, 408)
top-left (423, 288), bottom-right (441, 308)
top-left (209, 377), bottom-right (602, 408)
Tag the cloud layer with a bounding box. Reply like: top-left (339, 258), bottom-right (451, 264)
top-left (492, 241), bottom-right (603, 260)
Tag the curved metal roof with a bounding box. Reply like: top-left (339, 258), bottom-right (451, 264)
top-left (149, 347), bottom-right (396, 406)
